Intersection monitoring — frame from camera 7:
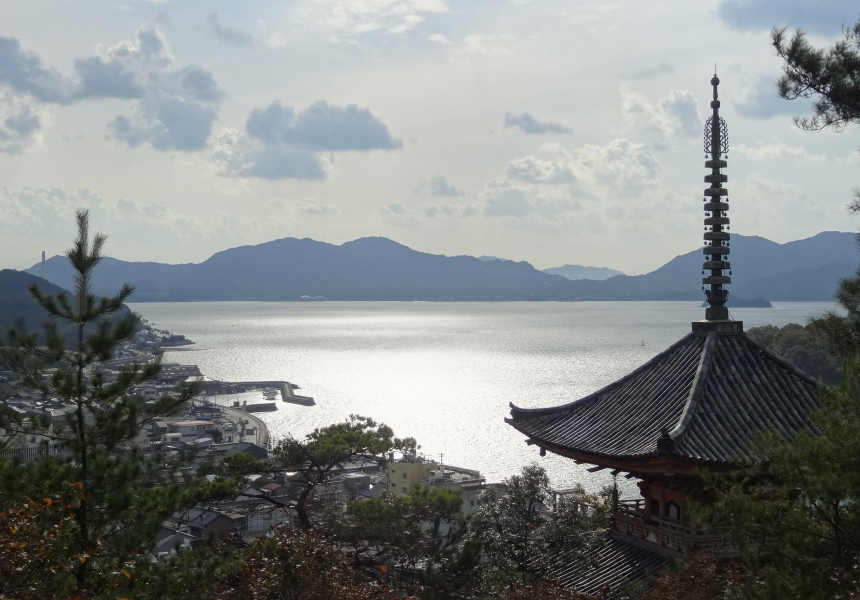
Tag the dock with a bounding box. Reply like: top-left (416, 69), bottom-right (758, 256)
top-left (198, 380), bottom-right (315, 406)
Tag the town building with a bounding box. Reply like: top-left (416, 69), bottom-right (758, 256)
top-left (384, 453), bottom-right (487, 514)
top-left (507, 75), bottom-right (821, 594)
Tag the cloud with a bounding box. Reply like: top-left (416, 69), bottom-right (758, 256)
top-left (619, 84), bottom-right (700, 138)
top-left (485, 185), bottom-right (533, 217)
top-left (294, 198), bottom-right (339, 215)
top-left (428, 34), bottom-right (450, 44)
top-left (735, 142), bottom-right (821, 160)
top-left (299, 0), bottom-right (449, 37)
top-left (205, 13), bottom-right (254, 47)
top-left (0, 27), bottom-right (225, 152)
top-left (0, 37), bottom-right (74, 103)
top-left (0, 93), bottom-right (51, 154)
top-left (423, 202), bottom-right (477, 217)
top-left (0, 187), bottom-right (201, 240)
top-left (211, 128), bottom-right (329, 181)
top-left (0, 187), bottom-right (319, 255)
top-left (506, 140), bottom-right (660, 193)
top-left (214, 99), bottom-right (401, 180)
top-left (481, 179), bottom-right (581, 221)
top-left (109, 96), bottom-right (218, 151)
top-left (632, 62), bottom-right (673, 79)
top-left (506, 153), bottom-right (575, 184)
top-left (246, 100), bottom-right (402, 151)
top-left (263, 34), bottom-right (288, 48)
top-left (380, 202), bottom-right (419, 227)
top-left (472, 139), bottom-right (671, 235)
top-left (78, 27), bottom-right (224, 151)
top-left (458, 34), bottom-right (515, 58)
top-left (731, 172), bottom-right (837, 239)
top-left (417, 175), bottom-right (465, 196)
top-left (503, 112), bottom-right (572, 135)
top-left (735, 75), bottom-right (811, 120)
top-left (717, 0), bottom-right (856, 35)
top-left (264, 197), bottom-right (340, 216)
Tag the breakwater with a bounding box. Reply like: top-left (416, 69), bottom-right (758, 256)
top-left (198, 380), bottom-right (315, 406)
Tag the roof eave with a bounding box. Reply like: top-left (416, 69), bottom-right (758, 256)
top-left (521, 436), bottom-right (743, 475)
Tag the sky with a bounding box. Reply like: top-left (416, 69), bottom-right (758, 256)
top-left (1, 0), bottom-right (859, 274)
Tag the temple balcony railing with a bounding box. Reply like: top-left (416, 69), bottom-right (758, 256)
top-left (613, 499), bottom-right (734, 556)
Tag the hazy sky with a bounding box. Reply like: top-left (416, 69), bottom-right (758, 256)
top-left (2, 0), bottom-right (859, 273)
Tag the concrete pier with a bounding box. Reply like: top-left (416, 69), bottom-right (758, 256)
top-left (199, 380), bottom-right (315, 406)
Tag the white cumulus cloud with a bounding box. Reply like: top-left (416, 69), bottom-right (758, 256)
top-left (735, 142), bottom-right (821, 161)
top-left (212, 99), bottom-right (401, 181)
top-left (620, 84), bottom-right (700, 138)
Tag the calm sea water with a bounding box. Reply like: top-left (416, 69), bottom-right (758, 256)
top-left (128, 301), bottom-right (838, 496)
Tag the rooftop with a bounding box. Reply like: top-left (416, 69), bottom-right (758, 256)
top-left (508, 328), bottom-right (818, 469)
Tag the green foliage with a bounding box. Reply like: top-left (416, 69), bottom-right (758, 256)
top-left (0, 210), bottom-right (201, 595)
top-left (345, 484), bottom-right (469, 597)
top-left (694, 354), bottom-right (860, 600)
top-left (808, 268), bottom-right (860, 361)
top-left (272, 415), bottom-right (416, 528)
top-left (772, 22), bottom-right (860, 133)
top-left (108, 542), bottom-right (240, 600)
top-left (772, 19), bottom-right (860, 216)
top-left (747, 323), bottom-right (842, 383)
top-left (468, 464), bottom-right (609, 590)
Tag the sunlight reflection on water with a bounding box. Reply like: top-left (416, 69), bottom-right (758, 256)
top-left (129, 301), bottom-right (837, 497)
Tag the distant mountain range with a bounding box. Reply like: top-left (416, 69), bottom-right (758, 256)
top-left (20, 231), bottom-right (858, 303)
top-left (478, 256), bottom-right (624, 281)
top-left (542, 264), bottom-right (625, 281)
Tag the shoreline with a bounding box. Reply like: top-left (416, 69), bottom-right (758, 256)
top-left (222, 405), bottom-right (269, 448)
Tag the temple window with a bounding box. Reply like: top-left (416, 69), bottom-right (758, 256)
top-left (650, 499), bottom-right (660, 515)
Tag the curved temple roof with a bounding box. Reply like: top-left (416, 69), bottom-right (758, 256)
top-left (507, 328), bottom-right (819, 467)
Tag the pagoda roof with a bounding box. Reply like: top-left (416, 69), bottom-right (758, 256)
top-left (507, 326), bottom-right (819, 468)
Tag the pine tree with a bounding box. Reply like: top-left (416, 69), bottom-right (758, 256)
top-left (271, 415), bottom-right (416, 529)
top-left (772, 21), bottom-right (860, 132)
top-left (770, 19), bottom-right (860, 359)
top-left (0, 209), bottom-right (198, 595)
top-left (468, 464), bottom-right (609, 590)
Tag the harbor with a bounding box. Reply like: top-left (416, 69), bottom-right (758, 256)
top-left (198, 380), bottom-right (315, 407)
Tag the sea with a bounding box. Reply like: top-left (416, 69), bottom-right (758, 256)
top-left (128, 301), bottom-right (838, 497)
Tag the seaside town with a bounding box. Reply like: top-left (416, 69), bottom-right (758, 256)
top-left (0, 321), bottom-right (500, 557)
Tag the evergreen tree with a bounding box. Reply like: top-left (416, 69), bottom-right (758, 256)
top-left (271, 415), bottom-right (416, 529)
top-left (345, 484), bottom-right (470, 597)
top-left (0, 210), bottom-right (199, 596)
top-left (468, 464), bottom-right (608, 591)
top-left (746, 323), bottom-right (842, 383)
top-left (772, 21), bottom-right (860, 132)
top-left (771, 18), bottom-right (860, 361)
top-left (695, 355), bottom-right (860, 600)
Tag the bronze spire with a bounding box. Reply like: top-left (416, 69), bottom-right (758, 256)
top-left (702, 73), bottom-right (731, 321)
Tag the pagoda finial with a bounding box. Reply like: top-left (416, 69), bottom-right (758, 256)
top-left (701, 73), bottom-right (731, 321)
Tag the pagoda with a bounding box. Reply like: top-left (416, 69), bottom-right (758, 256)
top-left (506, 74), bottom-right (820, 593)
